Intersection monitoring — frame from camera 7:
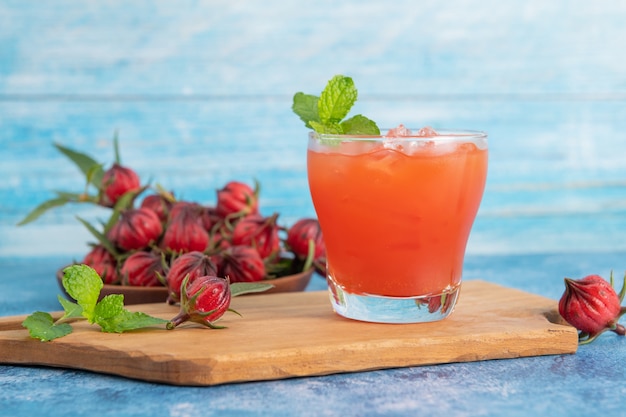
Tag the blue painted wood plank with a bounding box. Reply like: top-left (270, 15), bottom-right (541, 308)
top-left (1, 2), bottom-right (626, 95)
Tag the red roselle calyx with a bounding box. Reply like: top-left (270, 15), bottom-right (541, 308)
top-left (165, 251), bottom-right (219, 304)
top-left (218, 245), bottom-right (266, 283)
top-left (215, 181), bottom-right (259, 218)
top-left (82, 244), bottom-right (119, 284)
top-left (286, 218), bottom-right (325, 259)
top-left (100, 163), bottom-right (141, 207)
top-left (140, 193), bottom-right (174, 223)
top-left (161, 203), bottom-right (209, 254)
top-left (231, 213), bottom-right (281, 260)
top-left (167, 275), bottom-right (232, 330)
top-left (107, 208), bottom-right (163, 251)
top-left (286, 218), bottom-right (327, 275)
top-left (559, 273), bottom-right (626, 344)
top-left (120, 251), bottom-right (166, 287)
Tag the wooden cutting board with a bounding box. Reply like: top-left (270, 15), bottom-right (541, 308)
top-left (0, 280), bottom-right (578, 386)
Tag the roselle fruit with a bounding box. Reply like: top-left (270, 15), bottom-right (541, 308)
top-left (107, 208), bottom-right (163, 251)
top-left (165, 251), bottom-right (219, 304)
top-left (82, 244), bottom-right (119, 284)
top-left (216, 181), bottom-right (259, 218)
top-left (286, 218), bottom-right (326, 260)
top-left (100, 163), bottom-right (141, 207)
top-left (231, 213), bottom-right (281, 259)
top-left (161, 203), bottom-right (209, 254)
top-left (559, 273), bottom-right (626, 344)
top-left (219, 245), bottom-right (266, 283)
top-left (120, 251), bottom-right (166, 287)
top-left (167, 275), bottom-right (232, 329)
top-left (140, 193), bottom-right (174, 223)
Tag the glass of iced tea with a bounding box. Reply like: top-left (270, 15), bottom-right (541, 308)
top-left (307, 126), bottom-right (488, 323)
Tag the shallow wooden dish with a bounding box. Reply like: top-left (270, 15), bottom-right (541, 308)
top-left (56, 267), bottom-right (314, 305)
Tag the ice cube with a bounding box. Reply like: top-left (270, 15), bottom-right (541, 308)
top-left (385, 124), bottom-right (412, 137)
top-left (416, 126), bottom-right (438, 137)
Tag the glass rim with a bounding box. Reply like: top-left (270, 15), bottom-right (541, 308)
top-left (309, 128), bottom-right (487, 141)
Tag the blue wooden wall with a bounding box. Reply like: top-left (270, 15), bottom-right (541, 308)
top-left (2, 1), bottom-right (626, 264)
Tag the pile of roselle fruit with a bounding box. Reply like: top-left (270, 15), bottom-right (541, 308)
top-left (19, 140), bottom-right (326, 304)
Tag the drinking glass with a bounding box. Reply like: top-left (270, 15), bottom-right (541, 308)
top-left (307, 129), bottom-right (488, 323)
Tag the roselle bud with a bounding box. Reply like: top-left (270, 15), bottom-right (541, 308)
top-left (216, 181), bottom-right (259, 218)
top-left (120, 251), bottom-right (166, 287)
top-left (231, 213), bottom-right (281, 259)
top-left (286, 218), bottom-right (326, 260)
top-left (107, 208), bottom-right (163, 251)
top-left (100, 163), bottom-right (141, 207)
top-left (82, 245), bottom-right (119, 284)
top-left (161, 203), bottom-right (209, 254)
top-left (165, 251), bottom-right (219, 304)
top-left (219, 245), bottom-right (266, 283)
top-left (167, 275), bottom-right (232, 329)
top-left (559, 274), bottom-right (626, 344)
top-left (140, 193), bottom-right (174, 223)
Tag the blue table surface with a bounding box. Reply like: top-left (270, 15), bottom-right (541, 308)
top-left (2, 2), bottom-right (626, 416)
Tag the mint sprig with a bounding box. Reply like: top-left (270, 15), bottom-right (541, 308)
top-left (22, 265), bottom-right (170, 341)
top-left (292, 75), bottom-right (380, 135)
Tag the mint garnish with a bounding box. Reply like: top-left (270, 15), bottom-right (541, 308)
top-left (22, 265), bottom-right (170, 341)
top-left (292, 74), bottom-right (380, 135)
top-left (22, 312), bottom-right (73, 342)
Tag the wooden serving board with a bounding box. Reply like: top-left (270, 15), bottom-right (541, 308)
top-left (0, 280), bottom-right (578, 386)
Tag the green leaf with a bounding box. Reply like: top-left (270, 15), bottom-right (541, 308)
top-left (113, 130), bottom-right (121, 164)
top-left (101, 310), bottom-right (170, 333)
top-left (22, 312), bottom-right (73, 342)
top-left (94, 294), bottom-right (169, 333)
top-left (93, 294), bottom-right (125, 324)
top-left (309, 121), bottom-right (343, 134)
top-left (292, 92), bottom-right (320, 129)
top-left (76, 216), bottom-right (118, 256)
top-left (230, 282), bottom-right (274, 297)
top-left (53, 190), bottom-right (95, 202)
top-left (54, 143), bottom-right (103, 188)
top-left (16, 197), bottom-right (71, 226)
top-left (57, 295), bottom-right (84, 320)
top-left (318, 75), bottom-right (357, 125)
top-left (85, 163), bottom-right (105, 191)
top-left (62, 264), bottom-right (103, 322)
top-left (340, 114), bottom-right (380, 135)
top-left (292, 74), bottom-right (380, 135)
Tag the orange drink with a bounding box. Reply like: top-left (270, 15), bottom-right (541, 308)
top-left (307, 129), bottom-right (488, 323)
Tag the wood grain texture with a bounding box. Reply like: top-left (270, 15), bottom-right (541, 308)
top-left (0, 280), bottom-right (578, 386)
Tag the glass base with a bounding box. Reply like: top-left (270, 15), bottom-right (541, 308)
top-left (327, 277), bottom-right (461, 324)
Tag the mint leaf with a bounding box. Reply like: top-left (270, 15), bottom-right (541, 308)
top-left (340, 115), bottom-right (380, 135)
top-left (57, 295), bottom-right (84, 320)
top-left (94, 294), bottom-right (169, 333)
top-left (293, 75), bottom-right (380, 135)
top-left (62, 264), bottom-right (103, 322)
top-left (231, 282), bottom-right (275, 297)
top-left (318, 75), bottom-right (357, 125)
top-left (309, 121), bottom-right (343, 134)
top-left (292, 92), bottom-right (320, 129)
top-left (24, 264), bottom-right (168, 341)
top-left (93, 294), bottom-right (125, 323)
top-left (22, 312), bottom-right (73, 342)
top-left (99, 310), bottom-right (170, 333)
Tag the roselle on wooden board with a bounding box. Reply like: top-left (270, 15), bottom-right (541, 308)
top-left (18, 136), bottom-right (327, 306)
